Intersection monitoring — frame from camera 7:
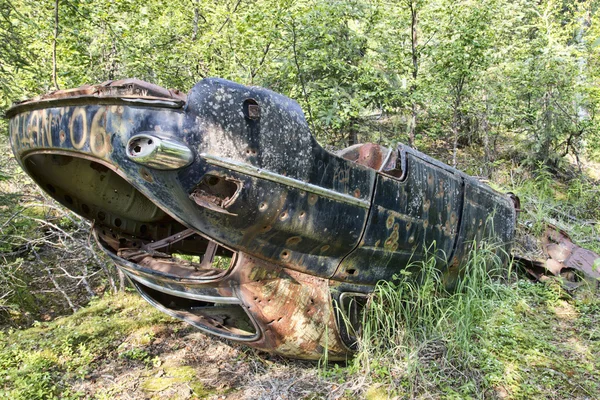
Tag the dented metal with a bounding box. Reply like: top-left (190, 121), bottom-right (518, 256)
top-left (7, 78), bottom-right (518, 360)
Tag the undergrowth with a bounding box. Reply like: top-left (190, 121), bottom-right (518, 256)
top-left (347, 243), bottom-right (512, 397)
top-left (338, 242), bottom-right (600, 399)
top-left (0, 293), bottom-right (171, 399)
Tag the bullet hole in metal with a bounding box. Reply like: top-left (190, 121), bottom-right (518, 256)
top-left (347, 268), bottom-right (356, 275)
top-left (280, 250), bottom-right (290, 260)
top-left (279, 211), bottom-right (289, 221)
top-left (140, 168), bottom-right (153, 183)
top-left (259, 202), bottom-right (268, 211)
top-left (115, 218), bottom-right (122, 227)
top-left (299, 211), bottom-right (306, 219)
top-left (261, 225), bottom-right (271, 232)
top-left (206, 175), bottom-right (220, 186)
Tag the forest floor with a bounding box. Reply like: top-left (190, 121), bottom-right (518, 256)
top-left (0, 278), bottom-right (598, 399)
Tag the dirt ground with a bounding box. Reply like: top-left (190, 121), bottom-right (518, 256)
top-left (72, 322), bottom-right (347, 400)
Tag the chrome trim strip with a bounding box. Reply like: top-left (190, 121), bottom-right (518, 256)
top-left (126, 273), bottom-right (240, 304)
top-left (201, 154), bottom-right (370, 209)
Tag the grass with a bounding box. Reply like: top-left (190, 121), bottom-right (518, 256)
top-left (338, 244), bottom-right (599, 399)
top-left (328, 159), bottom-right (600, 399)
top-left (0, 293), bottom-right (172, 399)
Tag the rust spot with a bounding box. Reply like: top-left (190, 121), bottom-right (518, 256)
top-left (298, 211), bottom-right (306, 219)
top-left (406, 221), bottom-right (412, 230)
top-left (450, 212), bottom-right (457, 225)
top-left (339, 143), bottom-right (388, 170)
top-left (353, 188), bottom-right (361, 198)
top-left (286, 236), bottom-right (302, 246)
top-left (386, 214), bottom-right (394, 229)
top-left (423, 199), bottom-right (431, 212)
top-left (308, 193), bottom-right (318, 205)
top-left (59, 130), bottom-right (66, 143)
top-left (320, 245), bottom-right (330, 252)
top-left (259, 202), bottom-right (268, 211)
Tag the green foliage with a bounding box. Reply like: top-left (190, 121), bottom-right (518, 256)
top-left (345, 241), bottom-right (600, 398)
top-left (2, 0), bottom-right (599, 164)
top-left (0, 293), bottom-right (170, 399)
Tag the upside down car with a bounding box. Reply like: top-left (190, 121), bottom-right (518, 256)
top-left (6, 78), bottom-right (518, 360)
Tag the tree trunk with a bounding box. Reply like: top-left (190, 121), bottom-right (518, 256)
top-left (482, 91), bottom-right (491, 177)
top-left (451, 79), bottom-right (464, 168)
top-left (192, 0), bottom-right (199, 41)
top-left (52, 0), bottom-right (60, 90)
top-left (409, 1), bottom-right (418, 148)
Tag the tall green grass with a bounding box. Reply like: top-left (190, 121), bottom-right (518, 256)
top-left (350, 242), bottom-right (513, 395)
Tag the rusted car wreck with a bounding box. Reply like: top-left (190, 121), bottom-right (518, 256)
top-left (7, 79), bottom-right (519, 360)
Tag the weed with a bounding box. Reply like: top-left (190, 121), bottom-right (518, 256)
top-left (351, 241), bottom-right (515, 397)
